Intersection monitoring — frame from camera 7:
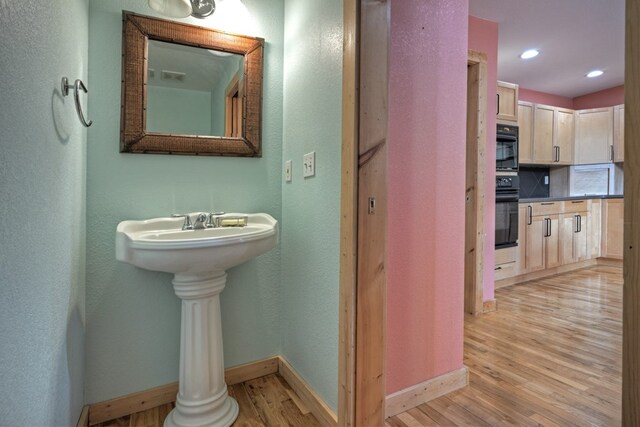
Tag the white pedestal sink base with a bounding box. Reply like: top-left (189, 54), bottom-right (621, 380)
top-left (164, 272), bottom-right (239, 427)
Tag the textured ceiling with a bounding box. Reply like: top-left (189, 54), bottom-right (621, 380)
top-left (469, 0), bottom-right (624, 98)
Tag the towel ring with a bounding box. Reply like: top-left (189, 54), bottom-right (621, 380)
top-left (61, 77), bottom-right (93, 128)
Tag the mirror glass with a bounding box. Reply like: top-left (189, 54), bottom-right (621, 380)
top-left (146, 40), bottom-right (245, 138)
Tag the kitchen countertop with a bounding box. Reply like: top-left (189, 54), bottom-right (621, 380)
top-left (520, 195), bottom-right (624, 203)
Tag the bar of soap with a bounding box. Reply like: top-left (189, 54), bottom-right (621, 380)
top-left (219, 217), bottom-right (247, 227)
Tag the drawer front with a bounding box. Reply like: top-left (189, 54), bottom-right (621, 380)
top-left (563, 199), bottom-right (589, 213)
top-left (496, 247), bottom-right (517, 265)
top-left (495, 262), bottom-right (516, 280)
top-left (531, 201), bottom-right (563, 216)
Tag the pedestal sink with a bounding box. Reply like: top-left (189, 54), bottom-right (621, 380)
top-left (116, 213), bottom-right (278, 427)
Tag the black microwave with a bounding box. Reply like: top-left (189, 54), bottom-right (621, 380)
top-left (496, 124), bottom-right (519, 171)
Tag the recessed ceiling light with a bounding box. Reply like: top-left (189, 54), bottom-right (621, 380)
top-left (586, 70), bottom-right (604, 78)
top-left (520, 49), bottom-right (539, 60)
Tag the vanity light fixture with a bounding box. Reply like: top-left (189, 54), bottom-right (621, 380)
top-left (587, 69), bottom-right (604, 78)
top-left (520, 49), bottom-right (539, 60)
top-left (148, 0), bottom-right (215, 19)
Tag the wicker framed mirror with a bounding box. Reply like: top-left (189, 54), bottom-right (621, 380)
top-left (120, 11), bottom-right (264, 156)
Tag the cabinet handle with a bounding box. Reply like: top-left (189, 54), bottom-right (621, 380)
top-left (578, 214), bottom-right (582, 233)
top-left (574, 215), bottom-right (579, 233)
top-left (497, 93), bottom-right (500, 115)
top-left (544, 218), bottom-right (550, 237)
top-left (571, 200), bottom-right (584, 204)
top-left (495, 266), bottom-right (503, 271)
top-left (541, 202), bottom-right (555, 205)
top-left (554, 146), bottom-right (560, 162)
top-left (610, 145), bottom-right (614, 162)
top-left (548, 218), bottom-right (552, 237)
top-left (528, 205), bottom-right (533, 225)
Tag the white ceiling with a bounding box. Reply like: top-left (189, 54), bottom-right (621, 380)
top-left (469, 0), bottom-right (625, 98)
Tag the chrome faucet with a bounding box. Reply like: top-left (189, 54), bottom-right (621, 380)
top-left (172, 213), bottom-right (208, 230)
top-left (205, 212), bottom-right (226, 228)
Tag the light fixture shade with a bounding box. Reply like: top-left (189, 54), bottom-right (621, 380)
top-left (148, 0), bottom-right (192, 18)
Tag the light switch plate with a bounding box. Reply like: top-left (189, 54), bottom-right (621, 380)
top-left (303, 151), bottom-right (315, 178)
top-left (285, 159), bottom-right (292, 182)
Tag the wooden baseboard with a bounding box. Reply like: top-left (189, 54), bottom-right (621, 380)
top-left (278, 357), bottom-right (338, 427)
top-left (597, 257), bottom-right (623, 267)
top-left (495, 259), bottom-right (598, 289)
top-left (88, 356), bottom-right (279, 425)
top-left (495, 257), bottom-right (623, 289)
top-left (76, 405), bottom-right (89, 427)
top-left (483, 299), bottom-right (497, 313)
top-left (385, 367), bottom-right (469, 418)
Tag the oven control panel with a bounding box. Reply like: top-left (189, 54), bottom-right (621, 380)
top-left (496, 176), bottom-right (519, 189)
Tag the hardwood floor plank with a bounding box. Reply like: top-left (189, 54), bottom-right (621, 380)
top-left (387, 266), bottom-right (622, 427)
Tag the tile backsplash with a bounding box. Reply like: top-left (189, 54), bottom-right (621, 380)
top-left (519, 166), bottom-right (550, 198)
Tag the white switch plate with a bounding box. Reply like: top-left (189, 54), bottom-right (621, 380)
top-left (285, 159), bottom-right (292, 182)
top-left (303, 151), bottom-right (315, 178)
top-left (544, 175), bottom-right (549, 185)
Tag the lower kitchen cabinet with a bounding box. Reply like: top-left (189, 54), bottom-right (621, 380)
top-left (602, 198), bottom-right (624, 259)
top-left (560, 211), bottom-right (589, 264)
top-left (523, 204), bottom-right (561, 272)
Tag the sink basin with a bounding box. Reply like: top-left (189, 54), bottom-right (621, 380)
top-left (115, 212), bottom-right (278, 427)
top-left (116, 212), bottom-right (278, 276)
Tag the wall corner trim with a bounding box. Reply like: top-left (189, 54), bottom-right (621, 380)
top-left (483, 299), bottom-right (497, 313)
top-left (384, 367), bottom-right (469, 418)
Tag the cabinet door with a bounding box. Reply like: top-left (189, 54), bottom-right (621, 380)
top-left (614, 104), bottom-right (624, 162)
top-left (575, 107), bottom-right (613, 164)
top-left (526, 215), bottom-right (546, 272)
top-left (555, 108), bottom-right (575, 165)
top-left (517, 205), bottom-right (528, 274)
top-left (602, 199), bottom-right (624, 259)
top-left (545, 215), bottom-right (561, 269)
top-left (589, 199), bottom-right (602, 258)
top-left (560, 214), bottom-right (577, 265)
top-left (497, 81), bottom-right (518, 122)
top-left (533, 105), bottom-right (555, 163)
top-left (518, 102), bottom-right (534, 164)
top-left (574, 213), bottom-right (589, 262)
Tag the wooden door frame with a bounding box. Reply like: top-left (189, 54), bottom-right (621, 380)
top-left (465, 51), bottom-right (487, 315)
top-left (623, 0), bottom-right (639, 424)
top-left (338, 0), bottom-right (388, 426)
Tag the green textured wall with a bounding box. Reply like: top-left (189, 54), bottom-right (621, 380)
top-left (0, 0), bottom-right (88, 424)
top-left (281, 0), bottom-right (343, 412)
top-left (85, 0), bottom-right (284, 403)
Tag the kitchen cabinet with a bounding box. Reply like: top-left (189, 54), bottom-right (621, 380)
top-left (518, 102), bottom-right (534, 164)
top-left (532, 104), bottom-right (555, 163)
top-left (560, 200), bottom-right (589, 264)
top-left (575, 107), bottom-right (613, 164)
top-left (497, 81), bottom-right (519, 122)
top-left (518, 102), bottom-right (574, 165)
top-left (602, 198), bottom-right (624, 259)
top-left (589, 199), bottom-right (602, 258)
top-left (555, 107), bottom-right (575, 165)
top-left (613, 104), bottom-right (624, 162)
top-left (495, 246), bottom-right (517, 280)
top-left (523, 202), bottom-right (561, 272)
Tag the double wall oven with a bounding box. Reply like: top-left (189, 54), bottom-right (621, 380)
top-left (495, 124), bottom-right (520, 249)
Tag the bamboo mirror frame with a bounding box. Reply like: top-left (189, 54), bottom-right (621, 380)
top-left (120, 12), bottom-right (264, 156)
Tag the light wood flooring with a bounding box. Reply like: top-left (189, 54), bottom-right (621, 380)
top-left (386, 265), bottom-right (623, 427)
top-left (92, 373), bottom-right (321, 427)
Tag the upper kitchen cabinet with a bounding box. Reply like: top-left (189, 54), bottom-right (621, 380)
top-left (613, 104), bottom-right (624, 162)
top-left (518, 101), bottom-right (534, 164)
top-left (574, 107), bottom-right (613, 164)
top-left (532, 104), bottom-right (555, 163)
top-left (497, 81), bottom-right (519, 122)
top-left (555, 107), bottom-right (575, 165)
top-left (519, 101), bottom-right (574, 165)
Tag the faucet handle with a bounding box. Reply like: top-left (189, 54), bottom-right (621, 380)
top-left (172, 213), bottom-right (193, 230)
top-left (206, 212), bottom-right (225, 228)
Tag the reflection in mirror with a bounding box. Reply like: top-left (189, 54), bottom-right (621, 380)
top-left (146, 40), bottom-right (244, 137)
top-left (120, 12), bottom-right (264, 156)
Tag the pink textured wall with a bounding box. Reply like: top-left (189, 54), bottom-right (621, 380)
top-left (519, 87), bottom-right (574, 109)
top-left (573, 85), bottom-right (624, 109)
top-left (386, 0), bottom-right (468, 395)
top-left (468, 16), bottom-right (497, 303)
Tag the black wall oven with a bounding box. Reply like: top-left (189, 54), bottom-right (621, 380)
top-left (496, 124), bottom-right (519, 172)
top-left (495, 175), bottom-right (519, 249)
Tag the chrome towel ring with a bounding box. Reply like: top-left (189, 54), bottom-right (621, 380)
top-left (61, 77), bottom-right (93, 128)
